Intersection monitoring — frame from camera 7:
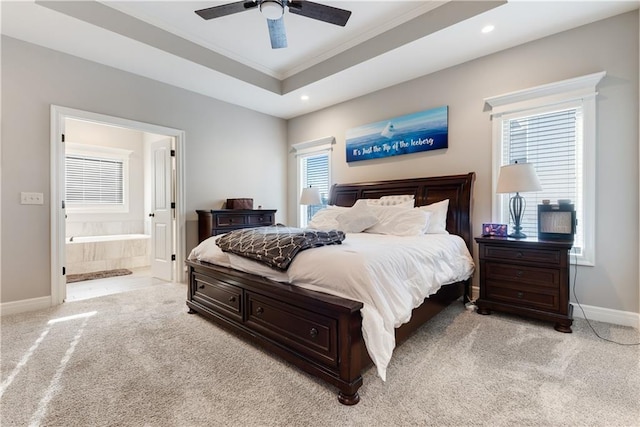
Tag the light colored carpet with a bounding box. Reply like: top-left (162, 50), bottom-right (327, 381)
top-left (1, 282), bottom-right (638, 426)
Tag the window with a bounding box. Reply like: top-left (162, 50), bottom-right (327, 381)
top-left (65, 143), bottom-right (132, 213)
top-left (292, 137), bottom-right (334, 227)
top-left (485, 72), bottom-right (605, 265)
top-left (300, 153), bottom-right (330, 224)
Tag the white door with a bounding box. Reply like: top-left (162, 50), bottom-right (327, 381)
top-left (150, 138), bottom-right (174, 281)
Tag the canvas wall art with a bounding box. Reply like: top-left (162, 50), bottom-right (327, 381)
top-left (345, 105), bottom-right (448, 163)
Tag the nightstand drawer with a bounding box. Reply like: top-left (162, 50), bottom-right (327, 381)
top-left (248, 213), bottom-right (274, 225)
top-left (215, 214), bottom-right (247, 227)
top-left (485, 279), bottom-right (560, 311)
top-left (482, 245), bottom-right (562, 265)
top-left (484, 262), bottom-right (560, 289)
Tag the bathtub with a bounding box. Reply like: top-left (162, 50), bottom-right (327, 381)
top-left (66, 234), bottom-right (149, 243)
top-left (65, 234), bottom-right (151, 275)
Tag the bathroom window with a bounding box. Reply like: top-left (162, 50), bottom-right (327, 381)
top-left (65, 143), bottom-right (132, 213)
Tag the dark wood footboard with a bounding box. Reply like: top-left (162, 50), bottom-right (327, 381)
top-left (186, 259), bottom-right (467, 404)
top-left (186, 259), bottom-right (366, 404)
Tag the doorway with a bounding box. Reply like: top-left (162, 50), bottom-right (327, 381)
top-left (50, 106), bottom-right (186, 305)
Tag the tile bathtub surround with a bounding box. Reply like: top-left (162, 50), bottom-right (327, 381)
top-left (66, 235), bottom-right (150, 275)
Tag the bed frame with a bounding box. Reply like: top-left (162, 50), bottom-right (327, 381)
top-left (185, 173), bottom-right (475, 405)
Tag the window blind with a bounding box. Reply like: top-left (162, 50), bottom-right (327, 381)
top-left (302, 153), bottom-right (329, 222)
top-left (65, 155), bottom-right (124, 205)
top-left (501, 107), bottom-right (583, 254)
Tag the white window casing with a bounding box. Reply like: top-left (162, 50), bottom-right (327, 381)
top-left (484, 71), bottom-right (605, 266)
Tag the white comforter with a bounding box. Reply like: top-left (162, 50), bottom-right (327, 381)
top-left (188, 232), bottom-right (474, 381)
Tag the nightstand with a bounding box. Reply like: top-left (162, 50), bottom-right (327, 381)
top-left (475, 236), bottom-right (573, 333)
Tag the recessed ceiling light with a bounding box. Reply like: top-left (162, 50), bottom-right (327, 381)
top-left (482, 25), bottom-right (495, 34)
top-left (300, 95), bottom-right (309, 101)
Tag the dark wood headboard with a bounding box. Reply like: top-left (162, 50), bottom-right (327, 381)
top-left (327, 173), bottom-right (475, 252)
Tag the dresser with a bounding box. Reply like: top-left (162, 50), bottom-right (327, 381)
top-left (475, 236), bottom-right (573, 333)
top-left (196, 209), bottom-right (276, 243)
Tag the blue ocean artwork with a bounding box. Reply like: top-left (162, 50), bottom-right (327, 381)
top-left (345, 106), bottom-right (448, 162)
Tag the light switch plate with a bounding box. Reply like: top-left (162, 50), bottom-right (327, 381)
top-left (21, 192), bottom-right (44, 205)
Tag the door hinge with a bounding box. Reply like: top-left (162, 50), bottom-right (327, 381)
top-left (171, 254), bottom-right (176, 261)
top-left (62, 266), bottom-right (66, 276)
top-left (61, 133), bottom-right (65, 142)
top-left (62, 200), bottom-right (65, 209)
top-left (170, 150), bottom-right (176, 157)
top-left (171, 202), bottom-right (175, 209)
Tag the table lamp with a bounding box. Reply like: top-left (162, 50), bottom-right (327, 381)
top-left (496, 162), bottom-right (542, 239)
top-left (299, 186), bottom-right (321, 206)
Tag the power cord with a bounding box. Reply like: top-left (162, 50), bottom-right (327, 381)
top-left (571, 251), bottom-right (640, 346)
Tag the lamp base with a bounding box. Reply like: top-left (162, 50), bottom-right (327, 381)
top-left (508, 192), bottom-right (527, 239)
top-left (508, 231), bottom-right (527, 239)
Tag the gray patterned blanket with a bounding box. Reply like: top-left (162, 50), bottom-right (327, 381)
top-left (215, 225), bottom-right (345, 271)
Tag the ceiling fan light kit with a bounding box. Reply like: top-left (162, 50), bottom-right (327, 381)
top-left (195, 0), bottom-right (352, 49)
top-left (260, 1), bottom-right (284, 20)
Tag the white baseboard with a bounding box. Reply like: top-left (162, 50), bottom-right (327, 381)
top-left (0, 296), bottom-right (52, 316)
top-left (2, 291), bottom-right (639, 330)
top-left (571, 302), bottom-right (639, 329)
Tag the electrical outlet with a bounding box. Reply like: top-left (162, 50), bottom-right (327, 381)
top-left (21, 192), bottom-right (44, 205)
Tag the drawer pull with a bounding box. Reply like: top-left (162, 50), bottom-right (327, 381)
top-left (259, 216), bottom-right (264, 221)
top-left (516, 270), bottom-right (524, 278)
top-left (517, 291), bottom-right (524, 299)
top-left (198, 284), bottom-right (205, 289)
top-left (310, 328), bottom-right (318, 338)
top-left (256, 306), bottom-right (264, 315)
top-left (516, 251), bottom-right (523, 258)
top-left (229, 296), bottom-right (236, 303)
top-left (228, 219), bottom-right (233, 223)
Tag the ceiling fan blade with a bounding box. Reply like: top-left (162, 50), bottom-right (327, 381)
top-left (195, 1), bottom-right (257, 20)
top-left (287, 1), bottom-right (351, 27)
top-left (267, 17), bottom-right (287, 49)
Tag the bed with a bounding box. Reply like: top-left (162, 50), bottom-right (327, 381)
top-left (185, 173), bottom-right (475, 405)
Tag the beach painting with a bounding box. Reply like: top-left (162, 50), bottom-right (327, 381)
top-left (345, 106), bottom-right (448, 163)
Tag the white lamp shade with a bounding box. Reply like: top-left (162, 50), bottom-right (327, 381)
top-left (300, 187), bottom-right (322, 205)
top-left (496, 162), bottom-right (543, 194)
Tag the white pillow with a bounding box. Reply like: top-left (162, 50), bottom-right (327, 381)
top-left (354, 198), bottom-right (415, 209)
top-left (335, 210), bottom-right (378, 233)
top-left (379, 194), bottom-right (415, 206)
top-left (364, 205), bottom-right (432, 236)
top-left (307, 205), bottom-right (349, 230)
top-left (418, 199), bottom-right (449, 234)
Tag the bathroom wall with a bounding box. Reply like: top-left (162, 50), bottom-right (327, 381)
top-left (64, 119), bottom-right (146, 237)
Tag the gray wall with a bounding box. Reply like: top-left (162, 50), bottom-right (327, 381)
top-left (1, 36), bottom-right (287, 303)
top-left (287, 11), bottom-right (639, 314)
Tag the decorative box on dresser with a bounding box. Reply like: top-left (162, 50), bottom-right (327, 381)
top-left (475, 236), bottom-right (573, 333)
top-left (196, 209), bottom-right (276, 243)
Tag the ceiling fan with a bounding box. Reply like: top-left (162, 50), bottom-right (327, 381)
top-left (195, 1), bottom-right (352, 49)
